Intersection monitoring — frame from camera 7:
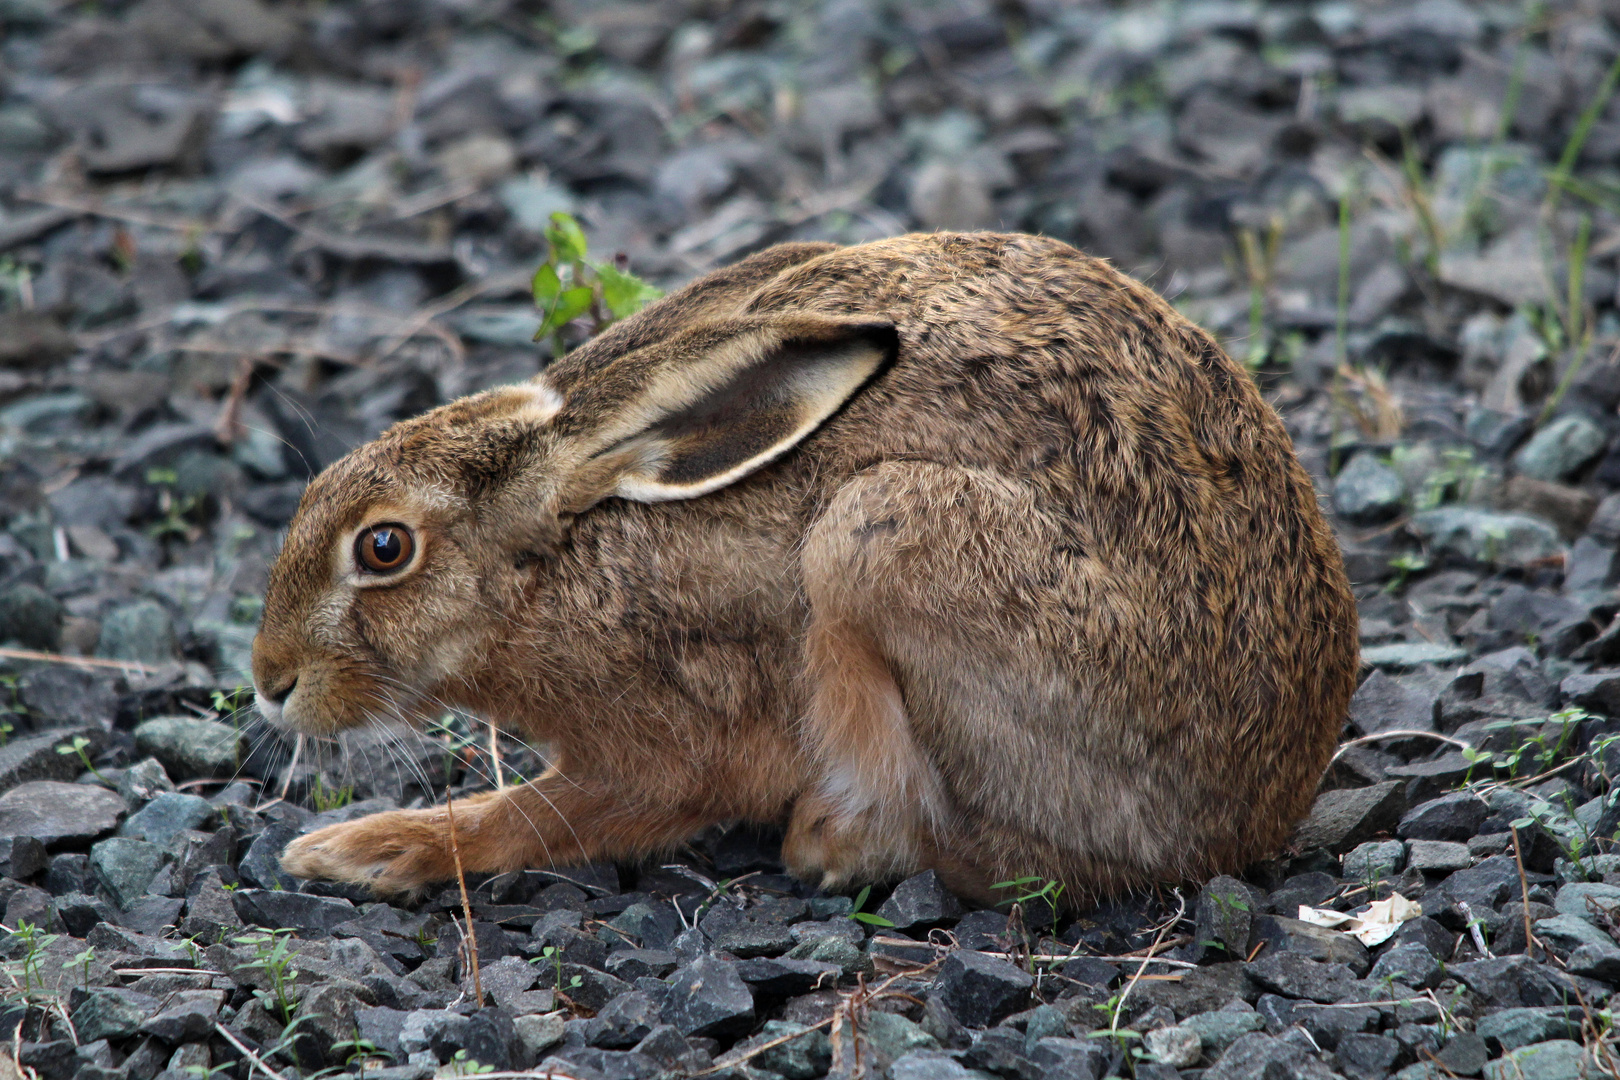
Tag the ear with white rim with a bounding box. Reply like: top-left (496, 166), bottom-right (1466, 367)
top-left (597, 315), bottom-right (897, 502)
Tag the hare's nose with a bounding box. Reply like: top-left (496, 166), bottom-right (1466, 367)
top-left (262, 676), bottom-right (298, 704)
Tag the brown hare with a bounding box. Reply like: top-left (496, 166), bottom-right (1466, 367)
top-left (253, 232), bottom-right (1358, 903)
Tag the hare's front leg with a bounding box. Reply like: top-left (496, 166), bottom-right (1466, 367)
top-left (281, 768), bottom-right (712, 894)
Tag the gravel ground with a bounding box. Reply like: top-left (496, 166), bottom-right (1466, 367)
top-left (4, 0), bottom-right (1620, 1078)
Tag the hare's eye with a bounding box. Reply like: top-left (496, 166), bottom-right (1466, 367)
top-left (356, 524), bottom-right (415, 574)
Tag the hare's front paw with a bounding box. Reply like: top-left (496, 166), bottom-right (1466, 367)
top-left (281, 810), bottom-right (454, 894)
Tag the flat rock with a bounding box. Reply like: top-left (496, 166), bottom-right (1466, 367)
top-left (1408, 507), bottom-right (1562, 568)
top-left (0, 781), bottom-right (125, 844)
top-left (1292, 780), bottom-right (1407, 853)
top-left (118, 791), bottom-right (216, 847)
top-left (0, 727), bottom-right (97, 789)
top-left (1482, 1039), bottom-right (1590, 1080)
top-left (133, 717), bottom-right (244, 779)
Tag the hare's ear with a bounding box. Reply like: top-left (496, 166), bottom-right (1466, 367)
top-left (587, 315), bottom-right (896, 503)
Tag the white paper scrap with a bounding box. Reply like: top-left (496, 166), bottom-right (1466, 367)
top-left (1298, 894), bottom-right (1422, 947)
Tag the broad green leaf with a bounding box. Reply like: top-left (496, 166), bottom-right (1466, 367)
top-left (546, 212), bottom-right (589, 263)
top-left (852, 912), bottom-right (895, 927)
top-left (553, 285), bottom-right (594, 325)
top-left (598, 263), bottom-right (663, 319)
top-left (531, 262), bottom-right (561, 308)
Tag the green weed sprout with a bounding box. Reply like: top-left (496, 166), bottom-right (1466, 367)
top-left (991, 876), bottom-right (1067, 910)
top-left (56, 736), bottom-right (105, 783)
top-left (63, 946), bottom-right (95, 990)
top-left (234, 928), bottom-right (301, 1024)
top-left (531, 945), bottom-right (583, 991)
top-left (310, 777), bottom-right (354, 812)
top-left (849, 885), bottom-right (895, 928)
top-left (532, 212), bottom-right (662, 356)
top-left (3, 919), bottom-right (61, 1004)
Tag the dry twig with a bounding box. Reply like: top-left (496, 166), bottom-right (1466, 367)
top-left (0, 647), bottom-right (162, 673)
top-left (445, 794), bottom-right (484, 1006)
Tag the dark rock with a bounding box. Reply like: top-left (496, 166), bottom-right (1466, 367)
top-left (961, 1027), bottom-right (1037, 1080)
top-left (1243, 951), bottom-right (1359, 1003)
top-left (1335, 1032), bottom-right (1400, 1080)
top-left (560, 965), bottom-right (631, 1012)
top-left (1448, 956), bottom-right (1577, 1008)
top-left (237, 821), bottom-right (300, 891)
top-left (116, 759), bottom-right (175, 806)
top-left (1433, 1031), bottom-right (1489, 1075)
top-left (96, 601), bottom-right (177, 666)
top-left (933, 950), bottom-right (1034, 1028)
top-left (745, 1020), bottom-right (831, 1079)
top-left (118, 792), bottom-right (216, 847)
top-left (1193, 875), bottom-right (1261, 962)
top-left (1349, 670), bottom-right (1438, 737)
top-left (1127, 961), bottom-right (1254, 1022)
top-left (1481, 1038), bottom-right (1589, 1080)
top-left (232, 889), bottom-right (357, 934)
top-left (1293, 781), bottom-right (1407, 853)
top-left (1248, 916), bottom-right (1370, 975)
top-left (1029, 1036), bottom-right (1111, 1079)
top-left (662, 956), bottom-right (754, 1038)
top-left (17, 1040), bottom-right (75, 1080)
top-left (1367, 941), bottom-right (1443, 989)
top-left (1335, 453), bottom-right (1406, 524)
top-left (1566, 941), bottom-right (1620, 981)
top-left (0, 729), bottom-right (93, 792)
top-left (593, 992), bottom-right (661, 1049)
top-left (132, 717), bottom-right (243, 779)
top-left (1203, 1031), bottom-right (1341, 1079)
top-left (1398, 791), bottom-right (1489, 841)
top-left (0, 584), bottom-right (64, 650)
top-left (0, 781), bottom-right (124, 845)
top-left (88, 837), bottom-right (167, 909)
top-left (137, 990), bottom-right (221, 1042)
top-left (0, 837), bottom-right (48, 881)
top-left (733, 957), bottom-right (842, 1002)
top-left (606, 949), bottom-right (678, 982)
top-left (712, 920), bottom-right (795, 958)
top-left (56, 893), bottom-right (119, 936)
top-left (15, 669), bottom-right (120, 730)
top-left (1561, 670), bottom-right (1620, 715)
top-left (70, 989), bottom-right (160, 1043)
top-left (1425, 856), bottom-right (1522, 929)
top-left (874, 870), bottom-right (966, 931)
top-left (1474, 1007), bottom-right (1582, 1053)
top-left (118, 894), bottom-right (184, 935)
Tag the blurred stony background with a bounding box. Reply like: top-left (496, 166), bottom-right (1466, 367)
top-left (5, 1), bottom-right (1620, 1079)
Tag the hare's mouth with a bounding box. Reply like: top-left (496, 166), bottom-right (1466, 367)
top-left (254, 680), bottom-right (294, 730)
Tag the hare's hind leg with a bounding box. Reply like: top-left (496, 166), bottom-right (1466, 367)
top-left (784, 461), bottom-right (1075, 899)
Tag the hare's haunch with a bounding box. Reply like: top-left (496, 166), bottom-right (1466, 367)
top-left (253, 233), bottom-right (1357, 902)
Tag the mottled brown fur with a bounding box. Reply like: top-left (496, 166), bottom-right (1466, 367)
top-left (255, 232), bottom-right (1358, 903)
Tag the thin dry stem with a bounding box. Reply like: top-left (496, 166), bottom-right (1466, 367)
top-left (214, 1022), bottom-right (289, 1080)
top-left (0, 647), bottom-right (161, 673)
top-left (1112, 891), bottom-right (1187, 1032)
top-left (445, 793), bottom-right (484, 1007)
top-left (1331, 730), bottom-right (1474, 763)
top-left (1510, 825), bottom-right (1540, 960)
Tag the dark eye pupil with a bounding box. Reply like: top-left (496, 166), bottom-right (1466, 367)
top-left (372, 530), bottom-right (401, 563)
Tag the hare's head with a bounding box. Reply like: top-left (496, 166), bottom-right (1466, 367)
top-left (251, 312), bottom-right (896, 736)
